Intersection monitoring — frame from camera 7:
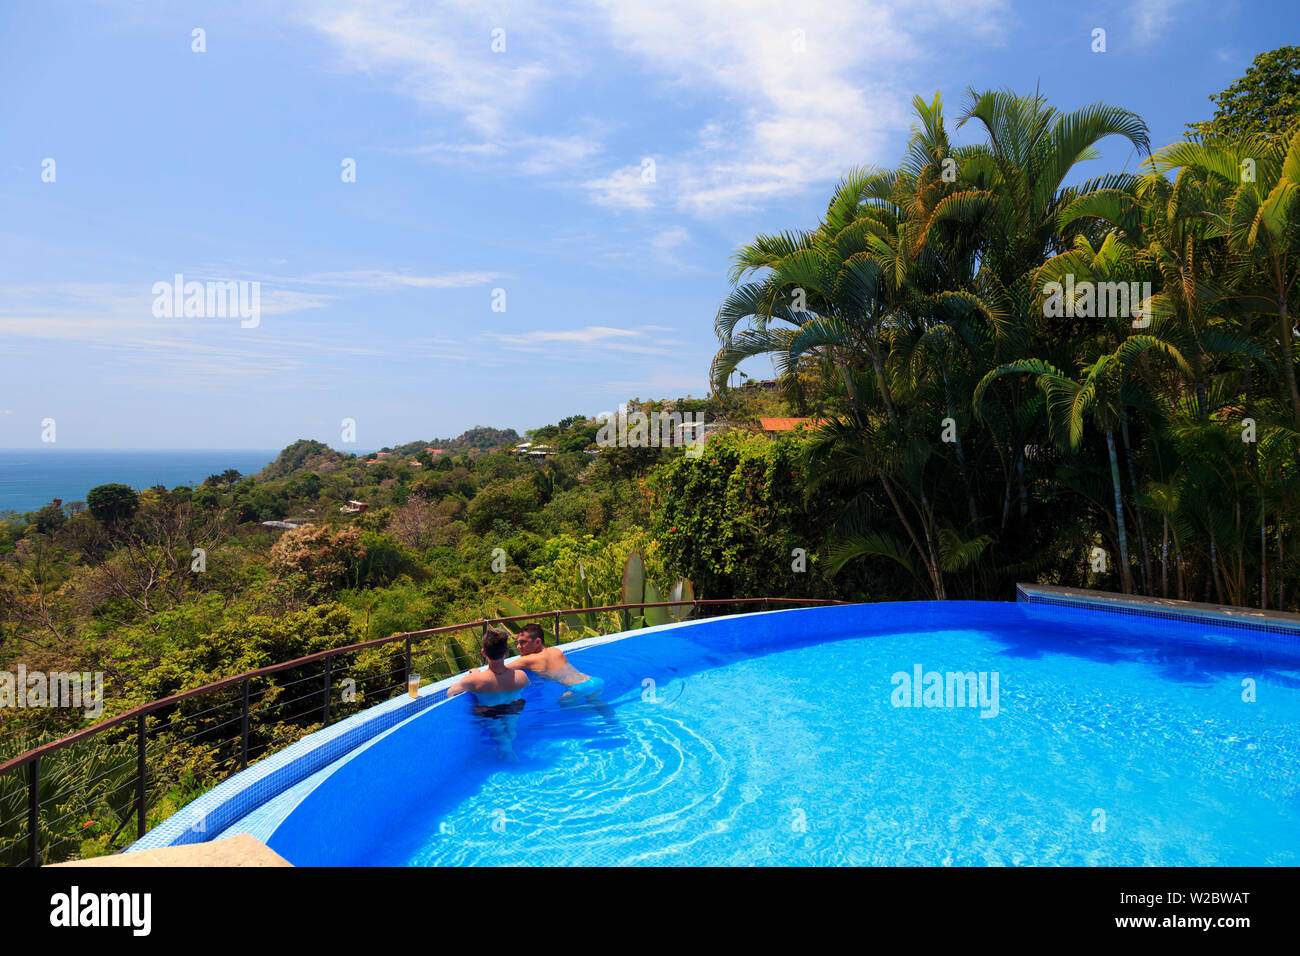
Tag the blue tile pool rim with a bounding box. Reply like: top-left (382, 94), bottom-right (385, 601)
top-left (1015, 584), bottom-right (1300, 638)
top-left (128, 594), bottom-right (1300, 855)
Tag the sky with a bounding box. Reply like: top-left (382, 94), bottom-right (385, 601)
top-left (1, 0), bottom-right (1296, 449)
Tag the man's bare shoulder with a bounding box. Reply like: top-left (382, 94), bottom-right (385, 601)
top-left (508, 654), bottom-right (543, 671)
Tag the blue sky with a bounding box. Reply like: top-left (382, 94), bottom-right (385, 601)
top-left (1, 0), bottom-right (1295, 449)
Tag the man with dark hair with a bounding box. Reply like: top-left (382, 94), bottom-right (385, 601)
top-left (510, 623), bottom-right (612, 719)
top-left (447, 626), bottom-right (530, 759)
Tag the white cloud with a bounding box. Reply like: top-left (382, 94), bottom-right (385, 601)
top-left (516, 135), bottom-right (605, 175)
top-left (494, 325), bottom-right (638, 345)
top-left (650, 225), bottom-right (691, 268)
top-left (651, 226), bottom-right (688, 251)
top-left (583, 163), bottom-right (657, 210)
top-left (487, 324), bottom-right (680, 355)
top-left (1133, 0), bottom-right (1184, 45)
top-left (585, 0), bottom-right (1009, 215)
top-left (298, 0), bottom-right (569, 136)
top-left (296, 0), bottom-right (1011, 217)
top-left (390, 133), bottom-right (603, 176)
top-left (227, 269), bottom-right (500, 290)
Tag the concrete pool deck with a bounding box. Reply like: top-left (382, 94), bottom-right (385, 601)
top-left (49, 834), bottom-right (290, 867)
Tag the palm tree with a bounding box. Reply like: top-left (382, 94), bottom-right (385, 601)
top-left (1151, 127), bottom-right (1300, 424)
top-left (975, 336), bottom-right (1191, 593)
top-left (713, 90), bottom-right (1152, 595)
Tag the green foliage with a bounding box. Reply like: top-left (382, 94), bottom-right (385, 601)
top-left (85, 484), bottom-right (138, 526)
top-left (258, 439), bottom-right (344, 480)
top-left (651, 430), bottom-right (833, 599)
top-left (33, 503), bottom-right (66, 536)
top-left (117, 603), bottom-right (359, 702)
top-left (621, 550), bottom-right (646, 607)
top-left (1187, 46), bottom-right (1300, 142)
top-left (349, 532), bottom-right (421, 589)
top-left (466, 476), bottom-right (542, 532)
top-left (0, 735), bottom-right (136, 866)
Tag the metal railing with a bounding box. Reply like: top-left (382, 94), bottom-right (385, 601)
top-left (0, 596), bottom-right (843, 866)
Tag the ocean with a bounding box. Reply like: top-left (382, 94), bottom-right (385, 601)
top-left (0, 450), bottom-right (280, 514)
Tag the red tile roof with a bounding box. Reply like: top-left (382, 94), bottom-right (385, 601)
top-left (759, 417), bottom-right (826, 432)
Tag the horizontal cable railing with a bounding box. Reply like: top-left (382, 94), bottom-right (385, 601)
top-left (0, 596), bottom-right (843, 867)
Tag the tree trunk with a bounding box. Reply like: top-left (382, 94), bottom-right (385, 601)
top-left (867, 345), bottom-right (900, 425)
top-left (1260, 497), bottom-right (1268, 610)
top-left (1278, 525), bottom-right (1286, 609)
top-left (880, 474), bottom-right (941, 600)
top-left (1017, 452), bottom-right (1028, 520)
top-left (1120, 410), bottom-right (1152, 594)
top-left (1161, 517), bottom-right (1169, 598)
top-left (1279, 298), bottom-right (1300, 425)
top-left (942, 368), bottom-right (979, 526)
top-left (1001, 472), bottom-right (1011, 530)
top-left (1105, 432), bottom-right (1134, 593)
top-left (1175, 532), bottom-right (1185, 600)
top-left (1210, 537), bottom-right (1225, 604)
top-left (918, 486), bottom-right (946, 600)
top-left (1234, 497), bottom-right (1244, 605)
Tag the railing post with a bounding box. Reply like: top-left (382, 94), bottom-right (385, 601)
top-left (240, 679), bottom-right (250, 771)
top-left (27, 757), bottom-right (39, 867)
top-left (323, 656), bottom-right (332, 725)
top-left (553, 611), bottom-right (560, 647)
top-left (136, 714), bottom-right (146, 841)
top-left (405, 635), bottom-right (413, 684)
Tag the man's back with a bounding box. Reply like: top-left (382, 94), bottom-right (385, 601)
top-left (466, 665), bottom-right (529, 695)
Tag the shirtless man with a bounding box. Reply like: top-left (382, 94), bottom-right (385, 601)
top-left (447, 627), bottom-right (530, 759)
top-left (509, 622), bottom-right (611, 716)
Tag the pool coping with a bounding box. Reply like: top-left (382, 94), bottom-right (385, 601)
top-left (1015, 583), bottom-right (1300, 637)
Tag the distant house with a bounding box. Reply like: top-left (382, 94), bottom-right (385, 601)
top-left (425, 447), bottom-right (445, 456)
top-left (675, 419), bottom-right (726, 448)
top-left (407, 460), bottom-right (421, 467)
top-left (514, 441), bottom-right (555, 460)
top-left (340, 500), bottom-right (369, 514)
top-left (759, 417), bottom-right (827, 434)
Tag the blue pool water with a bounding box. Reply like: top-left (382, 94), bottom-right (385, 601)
top-left (236, 602), bottom-right (1300, 866)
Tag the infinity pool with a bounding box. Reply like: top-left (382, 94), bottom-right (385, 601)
top-left (225, 601), bottom-right (1300, 866)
